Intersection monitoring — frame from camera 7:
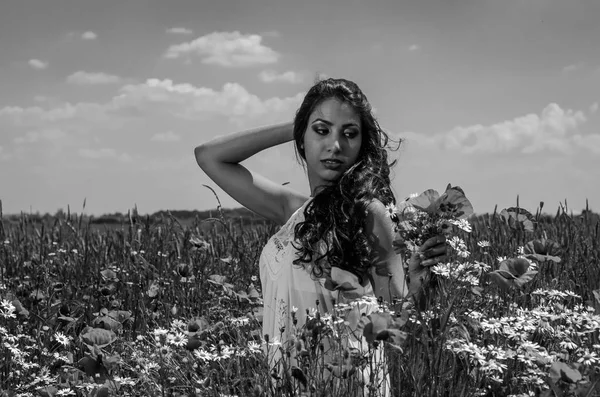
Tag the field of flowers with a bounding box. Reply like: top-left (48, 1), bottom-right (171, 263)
top-left (1, 187), bottom-right (600, 397)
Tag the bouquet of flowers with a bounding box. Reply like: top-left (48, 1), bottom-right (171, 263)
top-left (387, 184), bottom-right (475, 297)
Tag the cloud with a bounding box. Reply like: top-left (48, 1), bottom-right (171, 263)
top-left (151, 131), bottom-right (181, 142)
top-left (0, 102), bottom-right (108, 126)
top-left (591, 102), bottom-right (599, 113)
top-left (408, 44), bottom-right (420, 51)
top-left (0, 78), bottom-right (304, 162)
top-left (67, 71), bottom-right (122, 85)
top-left (166, 27), bottom-right (193, 35)
top-left (14, 129), bottom-right (67, 144)
top-left (28, 59), bottom-right (48, 70)
top-left (164, 31), bottom-right (279, 67)
top-left (112, 78), bottom-right (303, 124)
top-left (428, 103), bottom-right (590, 154)
top-left (572, 134), bottom-right (600, 154)
top-left (81, 31), bottom-right (98, 40)
top-left (258, 70), bottom-right (303, 84)
top-left (562, 62), bottom-right (584, 73)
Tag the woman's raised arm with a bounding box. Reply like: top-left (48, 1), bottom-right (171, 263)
top-left (194, 121), bottom-right (306, 225)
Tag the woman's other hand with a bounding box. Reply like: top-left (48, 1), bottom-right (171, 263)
top-left (407, 235), bottom-right (448, 298)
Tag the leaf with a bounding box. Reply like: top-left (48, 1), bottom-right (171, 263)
top-left (36, 386), bottom-right (58, 397)
top-left (291, 366), bottom-right (308, 387)
top-left (208, 275), bottom-right (227, 284)
top-left (548, 361), bottom-right (582, 383)
top-left (78, 356), bottom-right (101, 376)
top-left (324, 267), bottom-right (370, 299)
top-left (11, 299), bottom-right (29, 317)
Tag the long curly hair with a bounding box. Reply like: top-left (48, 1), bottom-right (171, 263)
top-left (291, 77), bottom-right (401, 283)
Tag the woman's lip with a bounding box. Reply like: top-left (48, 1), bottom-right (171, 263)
top-left (321, 159), bottom-right (343, 163)
top-left (321, 160), bottom-right (343, 170)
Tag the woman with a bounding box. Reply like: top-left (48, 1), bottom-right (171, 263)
top-left (194, 78), bottom-right (447, 393)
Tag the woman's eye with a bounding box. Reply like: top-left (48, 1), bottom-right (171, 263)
top-left (345, 130), bottom-right (358, 138)
top-left (313, 127), bottom-right (328, 135)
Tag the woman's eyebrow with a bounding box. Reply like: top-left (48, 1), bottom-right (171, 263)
top-left (312, 118), bottom-right (359, 128)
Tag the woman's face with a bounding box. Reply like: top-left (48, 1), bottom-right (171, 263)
top-left (302, 97), bottom-right (363, 195)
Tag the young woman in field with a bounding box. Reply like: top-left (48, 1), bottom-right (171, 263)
top-left (194, 78), bottom-right (447, 391)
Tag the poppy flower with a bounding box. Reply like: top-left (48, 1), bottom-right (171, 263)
top-left (499, 207), bottom-right (535, 232)
top-left (406, 184), bottom-right (474, 220)
top-left (488, 258), bottom-right (537, 291)
top-left (523, 238), bottom-right (562, 263)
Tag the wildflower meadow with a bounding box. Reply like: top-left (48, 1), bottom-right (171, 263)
top-left (1, 185), bottom-right (600, 397)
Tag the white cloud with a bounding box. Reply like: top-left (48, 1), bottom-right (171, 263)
top-left (258, 70), bottom-right (303, 84)
top-left (28, 59), bottom-right (48, 70)
top-left (590, 102), bottom-right (599, 113)
top-left (572, 134), bottom-right (600, 154)
top-left (0, 102), bottom-right (108, 126)
top-left (151, 131), bottom-right (181, 142)
top-left (1, 79), bottom-right (302, 127)
top-left (164, 31), bottom-right (279, 67)
top-left (81, 31), bottom-right (98, 40)
top-left (434, 103), bottom-right (589, 154)
top-left (14, 129), bottom-right (67, 144)
top-left (67, 71), bottom-right (122, 85)
top-left (113, 78), bottom-right (303, 123)
top-left (408, 44), bottom-right (420, 51)
top-left (78, 148), bottom-right (116, 159)
top-left (562, 62), bottom-right (584, 73)
top-left (166, 27), bottom-right (193, 35)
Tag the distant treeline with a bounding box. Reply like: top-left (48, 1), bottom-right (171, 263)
top-left (1, 205), bottom-right (598, 230)
top-left (1, 206), bottom-right (275, 228)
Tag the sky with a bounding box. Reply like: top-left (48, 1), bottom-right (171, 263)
top-left (0, 0), bottom-right (599, 217)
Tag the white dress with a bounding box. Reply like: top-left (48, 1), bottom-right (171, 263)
top-left (259, 198), bottom-right (391, 395)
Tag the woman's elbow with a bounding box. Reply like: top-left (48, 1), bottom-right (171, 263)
top-left (194, 145), bottom-right (208, 167)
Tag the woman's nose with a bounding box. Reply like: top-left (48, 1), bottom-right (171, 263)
top-left (328, 135), bottom-right (342, 152)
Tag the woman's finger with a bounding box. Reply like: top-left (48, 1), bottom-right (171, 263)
top-left (420, 235), bottom-right (446, 252)
top-left (422, 255), bottom-right (448, 267)
top-left (421, 245), bottom-right (448, 259)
